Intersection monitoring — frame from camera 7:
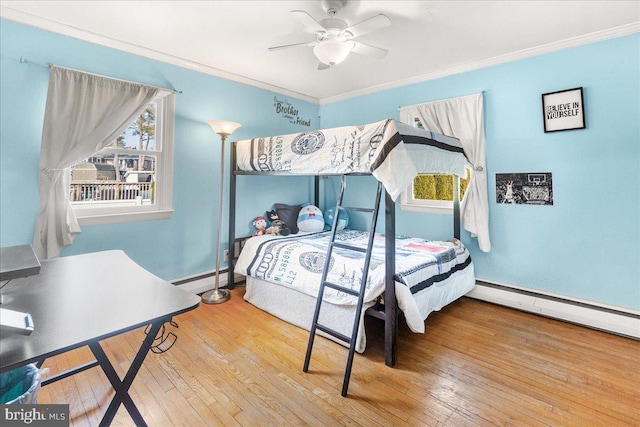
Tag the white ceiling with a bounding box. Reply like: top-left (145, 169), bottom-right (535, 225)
top-left (2, 1), bottom-right (639, 103)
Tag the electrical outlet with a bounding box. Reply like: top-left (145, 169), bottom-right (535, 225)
top-left (223, 249), bottom-right (229, 262)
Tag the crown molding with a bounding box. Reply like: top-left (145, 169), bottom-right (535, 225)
top-left (0, 6), bottom-right (319, 104)
top-left (2, 6), bottom-right (637, 106)
top-left (318, 22), bottom-right (640, 105)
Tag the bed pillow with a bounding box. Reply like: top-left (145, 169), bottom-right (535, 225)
top-left (273, 203), bottom-right (302, 234)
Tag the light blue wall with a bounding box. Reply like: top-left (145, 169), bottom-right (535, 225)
top-left (0, 19), bottom-right (317, 280)
top-left (319, 34), bottom-right (640, 310)
top-left (1, 19), bottom-right (638, 311)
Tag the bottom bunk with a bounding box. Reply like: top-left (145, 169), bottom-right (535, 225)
top-left (235, 230), bottom-right (476, 355)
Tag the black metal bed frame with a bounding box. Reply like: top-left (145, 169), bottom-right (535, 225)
top-left (227, 140), bottom-right (460, 367)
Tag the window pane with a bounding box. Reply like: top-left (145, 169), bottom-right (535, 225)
top-left (68, 91), bottom-right (173, 224)
top-left (70, 155), bottom-right (156, 206)
top-left (71, 103), bottom-right (159, 208)
top-left (410, 118), bottom-right (470, 202)
top-left (105, 103), bottom-right (157, 151)
top-left (413, 168), bottom-right (471, 202)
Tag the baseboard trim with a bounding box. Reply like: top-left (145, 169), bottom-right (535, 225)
top-left (173, 270), bottom-right (229, 295)
top-left (172, 269), bottom-right (246, 294)
top-left (467, 279), bottom-right (640, 340)
top-left (172, 272), bottom-right (640, 339)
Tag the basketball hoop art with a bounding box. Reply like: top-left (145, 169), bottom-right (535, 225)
top-left (496, 173), bottom-right (553, 206)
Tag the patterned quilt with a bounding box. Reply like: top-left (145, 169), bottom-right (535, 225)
top-left (235, 230), bottom-right (473, 307)
top-left (234, 119), bottom-right (467, 200)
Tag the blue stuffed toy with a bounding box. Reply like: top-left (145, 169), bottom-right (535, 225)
top-left (297, 203), bottom-right (324, 232)
top-left (324, 207), bottom-right (349, 231)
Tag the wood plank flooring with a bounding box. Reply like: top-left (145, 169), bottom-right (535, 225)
top-left (37, 287), bottom-right (639, 426)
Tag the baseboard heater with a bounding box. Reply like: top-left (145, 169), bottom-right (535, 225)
top-left (467, 279), bottom-right (640, 340)
top-left (174, 272), bottom-right (639, 340)
top-left (173, 269), bottom-right (246, 295)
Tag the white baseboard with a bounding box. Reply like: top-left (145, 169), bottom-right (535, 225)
top-left (173, 270), bottom-right (229, 295)
top-left (467, 280), bottom-right (640, 340)
top-left (173, 270), bottom-right (246, 295)
top-left (172, 272), bottom-right (640, 340)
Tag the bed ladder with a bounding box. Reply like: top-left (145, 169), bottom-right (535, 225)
top-left (303, 175), bottom-right (383, 397)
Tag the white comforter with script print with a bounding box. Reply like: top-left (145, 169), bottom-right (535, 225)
top-left (234, 119), bottom-right (467, 201)
top-left (235, 230), bottom-right (474, 332)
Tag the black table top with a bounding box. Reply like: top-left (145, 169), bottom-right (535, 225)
top-left (0, 250), bottom-right (200, 372)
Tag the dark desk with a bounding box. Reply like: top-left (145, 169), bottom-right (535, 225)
top-left (0, 250), bottom-right (200, 426)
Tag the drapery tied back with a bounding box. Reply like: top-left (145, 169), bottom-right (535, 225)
top-left (399, 91), bottom-right (491, 252)
top-left (32, 65), bottom-right (160, 260)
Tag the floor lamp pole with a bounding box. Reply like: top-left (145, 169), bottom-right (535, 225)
top-left (202, 120), bottom-right (241, 304)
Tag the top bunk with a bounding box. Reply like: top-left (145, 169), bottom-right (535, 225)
top-left (232, 119), bottom-right (467, 201)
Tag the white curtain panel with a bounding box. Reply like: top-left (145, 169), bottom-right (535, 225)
top-left (400, 93), bottom-right (491, 252)
top-left (33, 65), bottom-right (158, 259)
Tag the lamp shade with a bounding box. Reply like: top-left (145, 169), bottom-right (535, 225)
top-left (313, 39), bottom-right (355, 66)
top-left (207, 120), bottom-right (241, 137)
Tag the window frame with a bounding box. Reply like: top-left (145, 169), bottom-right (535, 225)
top-left (399, 115), bottom-right (470, 215)
top-left (72, 90), bottom-right (175, 225)
top-left (400, 171), bottom-right (469, 215)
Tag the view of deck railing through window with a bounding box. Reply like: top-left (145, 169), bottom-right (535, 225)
top-left (70, 104), bottom-right (157, 207)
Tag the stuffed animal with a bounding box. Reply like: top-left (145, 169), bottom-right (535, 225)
top-left (297, 204), bottom-right (324, 233)
top-left (252, 216), bottom-right (267, 236)
top-left (324, 207), bottom-right (349, 231)
top-left (265, 210), bottom-right (290, 236)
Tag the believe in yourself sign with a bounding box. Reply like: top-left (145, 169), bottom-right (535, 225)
top-left (541, 87), bottom-right (585, 132)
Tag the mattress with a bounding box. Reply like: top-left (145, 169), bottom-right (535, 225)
top-left (235, 230), bottom-right (475, 336)
top-left (243, 260), bottom-right (475, 353)
top-left (234, 119), bottom-right (467, 201)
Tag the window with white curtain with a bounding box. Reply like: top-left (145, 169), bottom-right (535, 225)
top-left (70, 90), bottom-right (175, 225)
top-left (400, 118), bottom-right (472, 214)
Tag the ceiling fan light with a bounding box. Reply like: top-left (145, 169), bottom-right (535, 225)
top-left (313, 39), bottom-right (354, 66)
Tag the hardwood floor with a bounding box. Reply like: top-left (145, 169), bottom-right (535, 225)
top-left (37, 287), bottom-right (639, 426)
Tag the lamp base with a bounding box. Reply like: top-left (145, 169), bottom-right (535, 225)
top-left (201, 288), bottom-right (230, 304)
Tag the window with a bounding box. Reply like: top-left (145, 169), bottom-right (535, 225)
top-left (70, 90), bottom-right (175, 225)
top-left (400, 168), bottom-right (471, 214)
top-left (400, 118), bottom-right (471, 214)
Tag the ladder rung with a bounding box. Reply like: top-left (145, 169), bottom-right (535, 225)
top-left (342, 206), bottom-right (375, 213)
top-left (332, 242), bottom-right (367, 253)
top-left (304, 177), bottom-right (384, 397)
top-left (316, 323), bottom-right (352, 344)
top-left (324, 281), bottom-right (359, 296)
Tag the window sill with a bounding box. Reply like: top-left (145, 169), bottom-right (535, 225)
top-left (76, 209), bottom-right (174, 226)
top-left (399, 203), bottom-right (453, 215)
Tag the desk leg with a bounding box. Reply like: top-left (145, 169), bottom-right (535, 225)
top-left (89, 321), bottom-right (164, 427)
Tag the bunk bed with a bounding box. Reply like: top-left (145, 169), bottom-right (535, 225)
top-left (227, 119), bottom-right (475, 373)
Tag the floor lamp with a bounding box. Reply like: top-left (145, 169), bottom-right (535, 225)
top-left (201, 120), bottom-right (241, 304)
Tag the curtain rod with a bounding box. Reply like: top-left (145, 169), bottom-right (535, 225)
top-left (398, 91), bottom-right (486, 111)
top-left (19, 57), bottom-right (182, 94)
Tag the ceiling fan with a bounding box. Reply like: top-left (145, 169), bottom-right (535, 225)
top-left (268, 0), bottom-right (392, 70)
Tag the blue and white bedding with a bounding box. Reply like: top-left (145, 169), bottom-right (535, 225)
top-left (235, 119), bottom-right (467, 201)
top-left (235, 230), bottom-right (475, 333)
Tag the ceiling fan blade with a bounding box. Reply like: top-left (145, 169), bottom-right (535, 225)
top-left (291, 10), bottom-right (327, 33)
top-left (268, 41), bottom-right (316, 51)
top-left (343, 14), bottom-right (391, 39)
top-left (351, 41), bottom-right (388, 59)
top-left (318, 62), bottom-right (331, 71)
